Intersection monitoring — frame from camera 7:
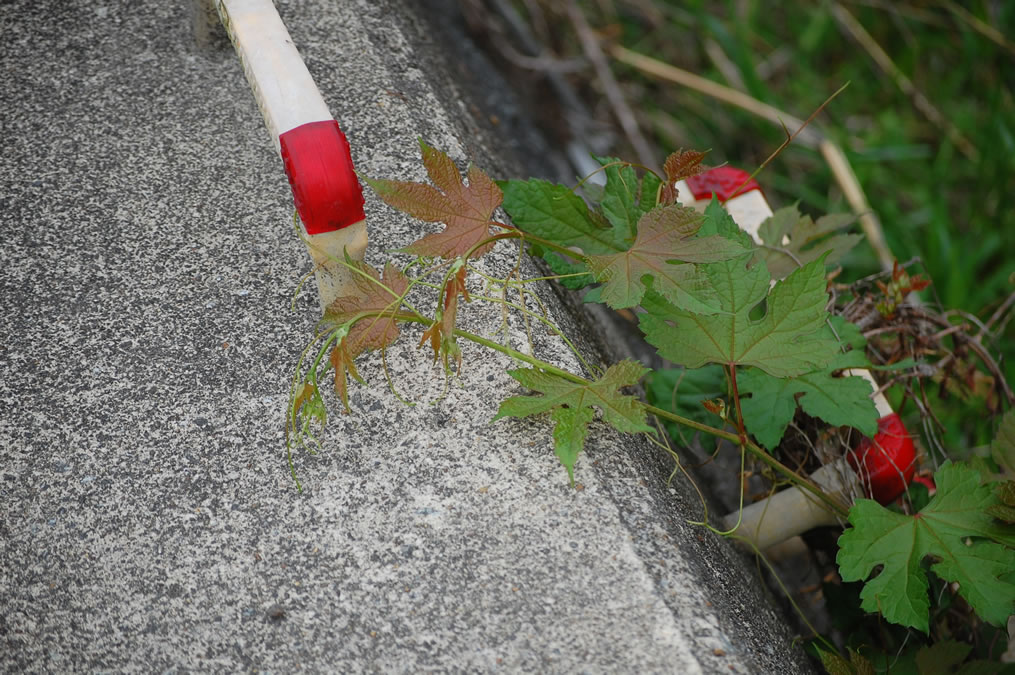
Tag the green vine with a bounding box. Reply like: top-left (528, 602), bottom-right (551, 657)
top-left (285, 140), bottom-right (1015, 667)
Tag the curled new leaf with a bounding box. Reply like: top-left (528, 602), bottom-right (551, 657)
top-left (420, 262), bottom-right (469, 370)
top-left (660, 149), bottom-right (708, 204)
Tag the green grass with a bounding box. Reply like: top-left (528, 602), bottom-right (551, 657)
top-left (564, 0), bottom-right (1014, 448)
top-left (616, 1), bottom-right (1013, 305)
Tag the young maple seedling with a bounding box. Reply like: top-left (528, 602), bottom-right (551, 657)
top-left (670, 167), bottom-right (916, 550)
top-left (287, 142), bottom-right (1015, 641)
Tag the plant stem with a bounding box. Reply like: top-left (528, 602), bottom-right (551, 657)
top-left (642, 402), bottom-right (849, 518)
top-left (727, 362), bottom-right (749, 446)
top-left (366, 312), bottom-right (848, 518)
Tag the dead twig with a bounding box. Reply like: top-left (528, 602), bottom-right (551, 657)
top-left (728, 83), bottom-right (851, 201)
top-left (566, 2), bottom-right (659, 174)
top-left (941, 0), bottom-right (1015, 58)
top-left (908, 309), bottom-right (1015, 407)
top-left (983, 290), bottom-right (1015, 336)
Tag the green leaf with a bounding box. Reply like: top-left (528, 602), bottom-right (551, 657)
top-left (640, 254), bottom-right (840, 378)
top-left (737, 314), bottom-right (876, 449)
top-left (542, 251), bottom-right (595, 290)
top-left (991, 409), bottom-right (1015, 478)
top-left (645, 365), bottom-right (726, 430)
top-left (828, 314), bottom-right (868, 351)
top-left (814, 646), bottom-right (853, 675)
top-left (492, 361), bottom-right (653, 483)
top-left (814, 646), bottom-right (876, 675)
top-left (639, 171), bottom-right (662, 214)
top-left (913, 640), bottom-right (971, 675)
top-left (697, 196), bottom-right (756, 248)
top-left (837, 461), bottom-right (1015, 633)
top-left (595, 156), bottom-right (642, 245)
top-left (754, 205), bottom-right (862, 280)
top-left (499, 178), bottom-right (625, 255)
top-left (587, 204), bottom-right (747, 311)
top-left (594, 156), bottom-right (663, 243)
top-left (849, 649), bottom-right (876, 675)
top-left (738, 366), bottom-right (879, 450)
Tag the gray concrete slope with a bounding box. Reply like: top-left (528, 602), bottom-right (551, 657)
top-left (0, 1), bottom-right (813, 672)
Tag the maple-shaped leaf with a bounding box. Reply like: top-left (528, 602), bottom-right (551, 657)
top-left (364, 140), bottom-right (502, 259)
top-left (492, 361), bottom-right (653, 483)
top-left (738, 367), bottom-right (878, 450)
top-left (697, 197), bottom-right (756, 249)
top-left (324, 261), bottom-right (408, 410)
top-left (499, 178), bottom-right (626, 255)
top-left (587, 204), bottom-right (748, 311)
top-left (640, 253), bottom-right (841, 378)
top-left (502, 165), bottom-right (664, 293)
top-left (738, 316), bottom-right (878, 449)
top-left (754, 205), bottom-right (862, 280)
top-left (837, 461), bottom-right (1015, 633)
top-left (814, 646), bottom-right (875, 675)
top-left (595, 155), bottom-right (663, 245)
top-left (660, 149), bottom-right (708, 205)
top-left (419, 262), bottom-right (468, 370)
top-left (911, 640), bottom-right (1007, 675)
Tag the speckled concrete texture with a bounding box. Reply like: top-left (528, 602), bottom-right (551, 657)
top-left (0, 1), bottom-right (814, 672)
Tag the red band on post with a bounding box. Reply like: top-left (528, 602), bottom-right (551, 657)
top-left (847, 412), bottom-right (917, 504)
top-left (279, 120), bottom-right (365, 235)
top-left (685, 167), bottom-right (760, 204)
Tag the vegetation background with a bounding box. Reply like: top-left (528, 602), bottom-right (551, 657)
top-left (462, 0), bottom-right (1014, 450)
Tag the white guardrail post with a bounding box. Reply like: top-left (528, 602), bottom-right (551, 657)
top-left (672, 169), bottom-right (917, 552)
top-left (204, 0), bottom-right (369, 310)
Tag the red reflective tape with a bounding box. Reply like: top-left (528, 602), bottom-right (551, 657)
top-left (685, 166), bottom-right (760, 203)
top-left (847, 412), bottom-right (917, 504)
top-left (279, 120), bottom-right (365, 235)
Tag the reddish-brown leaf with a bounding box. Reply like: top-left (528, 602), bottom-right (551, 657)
top-left (292, 382), bottom-right (319, 416)
top-left (660, 149), bottom-right (708, 204)
top-left (325, 261), bottom-right (408, 411)
top-left (325, 261), bottom-right (409, 357)
top-left (364, 140), bottom-right (503, 260)
top-left (587, 204), bottom-right (747, 310)
top-left (419, 265), bottom-right (469, 369)
top-left (328, 341), bottom-right (362, 412)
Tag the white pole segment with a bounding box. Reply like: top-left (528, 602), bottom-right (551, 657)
top-left (721, 460), bottom-right (852, 551)
top-left (691, 167), bottom-right (913, 552)
top-left (213, 0), bottom-right (369, 311)
top-left (214, 0), bottom-right (332, 153)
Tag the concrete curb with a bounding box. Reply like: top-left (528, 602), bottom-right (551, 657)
top-left (1, 1), bottom-right (814, 671)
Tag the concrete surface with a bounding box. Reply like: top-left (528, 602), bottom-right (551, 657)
top-left (0, 0), bottom-right (814, 671)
